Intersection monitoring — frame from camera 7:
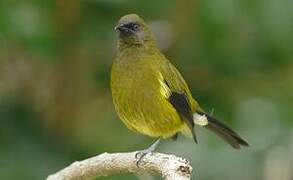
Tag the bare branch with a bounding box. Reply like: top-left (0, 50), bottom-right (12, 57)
top-left (47, 151), bottom-right (192, 180)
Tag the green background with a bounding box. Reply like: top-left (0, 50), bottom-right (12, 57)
top-left (0, 0), bottom-right (292, 179)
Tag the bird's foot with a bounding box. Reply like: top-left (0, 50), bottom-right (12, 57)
top-left (135, 149), bottom-right (153, 167)
top-left (135, 138), bottom-right (161, 167)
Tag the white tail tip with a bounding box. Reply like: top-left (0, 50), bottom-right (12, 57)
top-left (193, 113), bottom-right (208, 126)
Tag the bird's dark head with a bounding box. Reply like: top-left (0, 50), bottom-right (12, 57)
top-left (115, 14), bottom-right (156, 48)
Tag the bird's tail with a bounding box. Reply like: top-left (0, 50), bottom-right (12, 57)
top-left (195, 111), bottom-right (249, 149)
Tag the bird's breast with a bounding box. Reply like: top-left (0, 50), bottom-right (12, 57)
top-left (111, 59), bottom-right (184, 138)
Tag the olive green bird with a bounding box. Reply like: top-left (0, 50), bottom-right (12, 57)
top-left (111, 14), bottom-right (248, 157)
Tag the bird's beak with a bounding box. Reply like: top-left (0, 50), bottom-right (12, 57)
top-left (114, 23), bottom-right (134, 38)
top-left (114, 23), bottom-right (125, 32)
top-left (115, 23), bottom-right (133, 34)
top-left (114, 25), bottom-right (119, 31)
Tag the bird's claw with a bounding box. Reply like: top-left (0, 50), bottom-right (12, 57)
top-left (135, 150), bottom-right (152, 167)
top-left (135, 139), bottom-right (161, 167)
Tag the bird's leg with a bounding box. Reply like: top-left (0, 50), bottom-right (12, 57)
top-left (135, 138), bottom-right (161, 167)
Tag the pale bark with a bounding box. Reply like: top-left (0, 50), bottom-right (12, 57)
top-left (47, 151), bottom-right (192, 180)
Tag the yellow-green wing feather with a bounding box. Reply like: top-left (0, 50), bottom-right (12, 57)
top-left (159, 59), bottom-right (201, 142)
top-left (160, 60), bottom-right (200, 112)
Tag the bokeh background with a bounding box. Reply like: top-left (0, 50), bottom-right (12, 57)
top-left (1, 0), bottom-right (293, 179)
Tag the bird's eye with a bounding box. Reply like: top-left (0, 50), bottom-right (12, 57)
top-left (132, 24), bottom-right (140, 31)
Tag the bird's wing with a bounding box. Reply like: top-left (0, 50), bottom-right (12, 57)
top-left (159, 61), bottom-right (249, 148)
top-left (160, 61), bottom-right (198, 142)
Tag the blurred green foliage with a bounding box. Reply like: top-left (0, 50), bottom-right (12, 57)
top-left (0, 0), bottom-right (292, 179)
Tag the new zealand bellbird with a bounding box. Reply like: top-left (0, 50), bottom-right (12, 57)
top-left (111, 14), bottom-right (248, 155)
